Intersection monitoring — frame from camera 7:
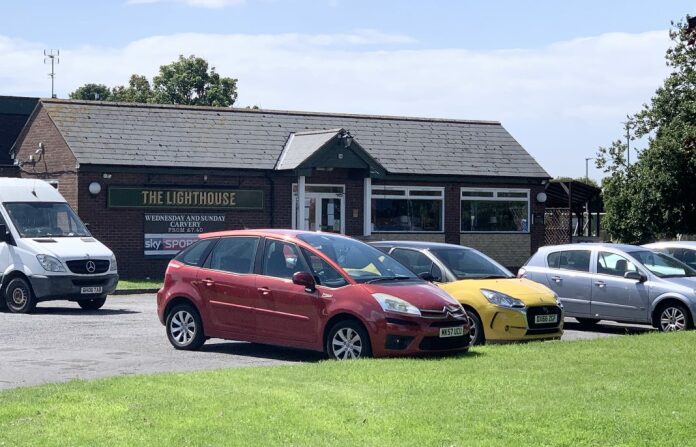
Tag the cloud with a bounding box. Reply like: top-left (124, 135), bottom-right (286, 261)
top-left (0, 29), bottom-right (672, 179)
top-left (125, 0), bottom-right (245, 8)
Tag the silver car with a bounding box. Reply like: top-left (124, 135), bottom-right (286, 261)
top-left (644, 241), bottom-right (696, 271)
top-left (520, 243), bottom-right (696, 332)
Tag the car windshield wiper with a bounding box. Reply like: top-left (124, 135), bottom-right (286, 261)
top-left (365, 275), bottom-right (413, 284)
top-left (471, 275), bottom-right (511, 280)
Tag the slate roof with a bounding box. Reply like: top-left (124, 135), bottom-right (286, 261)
top-left (38, 99), bottom-right (550, 178)
top-left (275, 129), bottom-right (341, 170)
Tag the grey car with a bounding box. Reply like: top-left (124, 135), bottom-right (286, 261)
top-left (520, 243), bottom-right (696, 332)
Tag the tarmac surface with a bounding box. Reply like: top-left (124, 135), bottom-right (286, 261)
top-left (0, 294), bottom-right (654, 390)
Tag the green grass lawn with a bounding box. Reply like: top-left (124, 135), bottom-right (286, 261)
top-left (115, 278), bottom-right (163, 290)
top-left (1, 332), bottom-right (695, 446)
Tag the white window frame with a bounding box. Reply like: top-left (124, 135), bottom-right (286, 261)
top-left (371, 185), bottom-right (445, 233)
top-left (460, 187), bottom-right (530, 234)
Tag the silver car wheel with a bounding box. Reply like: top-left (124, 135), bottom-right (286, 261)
top-left (11, 287), bottom-right (27, 307)
top-left (331, 327), bottom-right (363, 360)
top-left (660, 307), bottom-right (687, 332)
top-left (170, 310), bottom-right (196, 345)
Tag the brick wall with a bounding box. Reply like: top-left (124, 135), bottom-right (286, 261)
top-left (364, 233), bottom-right (446, 243)
top-left (13, 106), bottom-right (79, 208)
top-left (78, 171), bottom-right (273, 279)
top-left (460, 233), bottom-right (531, 270)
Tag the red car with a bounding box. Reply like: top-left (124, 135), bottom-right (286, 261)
top-left (157, 230), bottom-right (470, 359)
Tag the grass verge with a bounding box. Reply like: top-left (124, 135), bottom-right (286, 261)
top-left (115, 278), bottom-right (162, 291)
top-left (1, 332), bottom-right (695, 446)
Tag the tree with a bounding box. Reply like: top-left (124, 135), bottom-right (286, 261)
top-left (110, 75), bottom-right (153, 103)
top-left (151, 55), bottom-right (238, 107)
top-left (69, 83), bottom-right (111, 101)
top-left (68, 55), bottom-right (238, 107)
top-left (597, 16), bottom-right (696, 244)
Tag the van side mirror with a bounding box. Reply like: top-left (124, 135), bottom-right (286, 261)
top-left (0, 223), bottom-right (12, 245)
top-left (292, 271), bottom-right (316, 293)
top-left (624, 271), bottom-right (647, 282)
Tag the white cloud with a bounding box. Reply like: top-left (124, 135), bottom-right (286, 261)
top-left (0, 29), bottom-right (672, 179)
top-left (126, 0), bottom-right (246, 8)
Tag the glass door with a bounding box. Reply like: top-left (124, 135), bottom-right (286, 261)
top-left (293, 184), bottom-right (345, 234)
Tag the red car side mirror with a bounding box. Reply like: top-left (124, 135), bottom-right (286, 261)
top-left (293, 271), bottom-right (316, 293)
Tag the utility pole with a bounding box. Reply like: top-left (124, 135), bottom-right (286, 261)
top-left (585, 157), bottom-right (594, 180)
top-left (44, 49), bottom-right (60, 98)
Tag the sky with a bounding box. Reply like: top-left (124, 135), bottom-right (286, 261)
top-left (0, 0), bottom-right (693, 180)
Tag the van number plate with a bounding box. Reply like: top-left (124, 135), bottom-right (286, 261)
top-left (439, 326), bottom-right (464, 338)
top-left (81, 287), bottom-right (103, 294)
top-left (534, 314), bottom-right (558, 324)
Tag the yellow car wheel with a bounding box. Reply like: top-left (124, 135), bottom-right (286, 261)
top-left (465, 309), bottom-right (485, 346)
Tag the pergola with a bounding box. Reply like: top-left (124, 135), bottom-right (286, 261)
top-left (544, 180), bottom-right (603, 244)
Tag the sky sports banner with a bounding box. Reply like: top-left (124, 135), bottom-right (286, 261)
top-left (144, 213), bottom-right (227, 256)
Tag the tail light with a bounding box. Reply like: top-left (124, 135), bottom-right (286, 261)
top-left (517, 267), bottom-right (527, 279)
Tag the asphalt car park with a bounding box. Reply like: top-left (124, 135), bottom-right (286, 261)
top-left (0, 294), bottom-right (654, 390)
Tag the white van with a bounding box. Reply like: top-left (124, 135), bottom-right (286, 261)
top-left (0, 178), bottom-right (118, 313)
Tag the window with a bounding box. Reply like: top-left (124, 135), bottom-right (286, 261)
top-left (390, 248), bottom-right (437, 277)
top-left (546, 250), bottom-right (591, 272)
top-left (297, 233), bottom-right (416, 283)
top-left (262, 239), bottom-right (308, 279)
top-left (371, 186), bottom-right (444, 232)
top-left (5, 202), bottom-right (90, 238)
top-left (175, 239), bottom-right (216, 267)
top-left (670, 248), bottom-right (696, 270)
top-left (431, 247), bottom-right (512, 279)
top-left (209, 237), bottom-right (259, 274)
top-left (460, 188), bottom-right (529, 232)
top-left (630, 250), bottom-right (695, 278)
top-left (301, 248), bottom-right (348, 288)
top-left (596, 251), bottom-right (639, 277)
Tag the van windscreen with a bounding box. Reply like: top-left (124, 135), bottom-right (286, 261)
top-left (4, 202), bottom-right (91, 238)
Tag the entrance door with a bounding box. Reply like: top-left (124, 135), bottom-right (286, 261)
top-left (292, 184), bottom-right (345, 234)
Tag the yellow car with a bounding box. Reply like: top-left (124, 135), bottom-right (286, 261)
top-left (371, 241), bottom-right (563, 345)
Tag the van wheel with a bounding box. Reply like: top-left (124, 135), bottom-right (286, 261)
top-left (5, 277), bottom-right (37, 314)
top-left (78, 297), bottom-right (107, 310)
top-left (166, 304), bottom-right (206, 350)
top-left (465, 309), bottom-right (485, 346)
top-left (326, 320), bottom-right (372, 360)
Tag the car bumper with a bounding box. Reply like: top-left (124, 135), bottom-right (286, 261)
top-left (28, 274), bottom-right (119, 301)
top-left (484, 304), bottom-right (564, 343)
top-left (369, 315), bottom-right (471, 357)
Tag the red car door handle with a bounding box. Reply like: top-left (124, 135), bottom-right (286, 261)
top-left (257, 287), bottom-right (271, 295)
top-left (202, 278), bottom-right (215, 286)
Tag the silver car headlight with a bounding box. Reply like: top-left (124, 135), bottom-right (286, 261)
top-left (36, 254), bottom-right (66, 273)
top-left (480, 289), bottom-right (525, 309)
top-left (371, 293), bottom-right (421, 316)
top-left (109, 255), bottom-right (118, 272)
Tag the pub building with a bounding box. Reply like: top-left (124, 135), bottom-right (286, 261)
top-left (5, 98), bottom-right (551, 278)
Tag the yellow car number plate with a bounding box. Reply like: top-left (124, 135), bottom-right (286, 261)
top-left (534, 314), bottom-right (558, 324)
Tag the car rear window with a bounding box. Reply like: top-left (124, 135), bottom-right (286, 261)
top-left (547, 250), bottom-right (591, 272)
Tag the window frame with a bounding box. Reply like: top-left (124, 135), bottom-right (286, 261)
top-left (460, 187), bottom-right (531, 234)
top-left (371, 185), bottom-right (445, 233)
top-left (260, 238), bottom-right (310, 281)
top-left (595, 250), bottom-right (642, 278)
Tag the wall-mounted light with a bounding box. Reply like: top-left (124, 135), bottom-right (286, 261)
top-left (536, 192), bottom-right (548, 203)
top-left (88, 182), bottom-right (102, 195)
